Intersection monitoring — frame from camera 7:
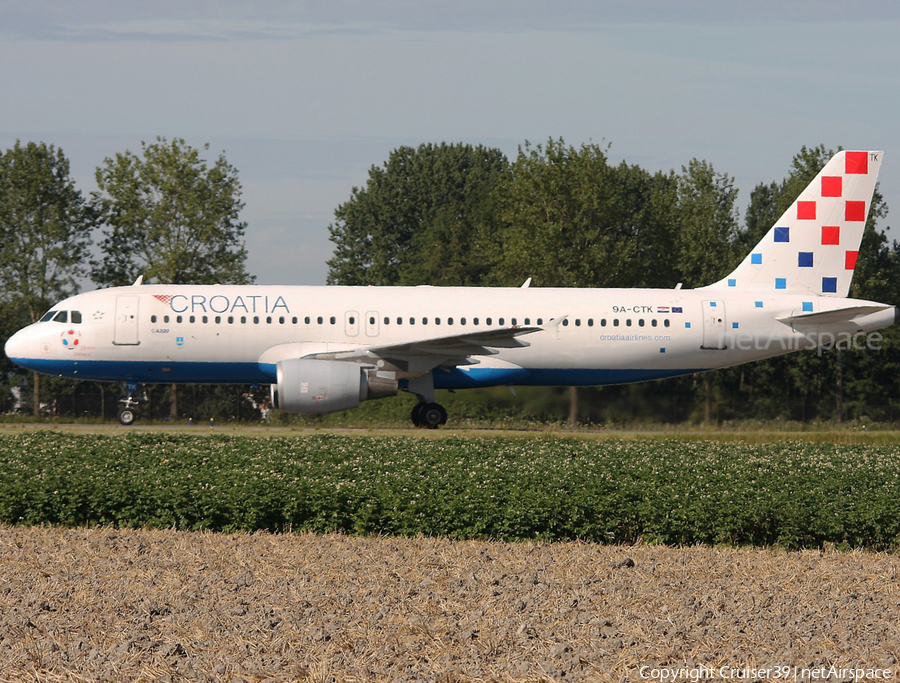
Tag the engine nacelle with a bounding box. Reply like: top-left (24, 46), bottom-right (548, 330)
top-left (271, 359), bottom-right (398, 415)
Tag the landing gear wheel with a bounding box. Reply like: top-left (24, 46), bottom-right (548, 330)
top-left (117, 407), bottom-right (136, 426)
top-left (420, 403), bottom-right (447, 430)
top-left (411, 403), bottom-right (426, 427)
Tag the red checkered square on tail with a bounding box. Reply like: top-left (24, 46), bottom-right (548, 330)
top-left (845, 151), bottom-right (868, 174)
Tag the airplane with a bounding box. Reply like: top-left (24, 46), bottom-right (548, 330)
top-left (4, 150), bottom-right (896, 427)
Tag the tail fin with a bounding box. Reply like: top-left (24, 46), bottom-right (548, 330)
top-left (705, 150), bottom-right (883, 297)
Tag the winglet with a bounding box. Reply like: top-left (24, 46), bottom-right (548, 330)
top-left (132, 275), bottom-right (144, 286)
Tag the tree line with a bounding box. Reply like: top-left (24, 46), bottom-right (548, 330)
top-left (327, 140), bottom-right (900, 425)
top-left (2, 137), bottom-right (899, 424)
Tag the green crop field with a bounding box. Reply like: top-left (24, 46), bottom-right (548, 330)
top-left (1, 431), bottom-right (899, 550)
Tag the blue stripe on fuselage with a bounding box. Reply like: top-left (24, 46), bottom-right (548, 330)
top-left (434, 367), bottom-right (703, 388)
top-left (8, 358), bottom-right (274, 384)
top-left (11, 358), bottom-right (703, 387)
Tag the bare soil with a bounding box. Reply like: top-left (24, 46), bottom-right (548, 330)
top-left (0, 526), bottom-right (898, 682)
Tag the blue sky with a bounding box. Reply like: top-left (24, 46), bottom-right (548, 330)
top-left (2, 1), bottom-right (899, 286)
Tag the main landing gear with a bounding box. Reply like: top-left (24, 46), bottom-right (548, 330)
top-left (406, 372), bottom-right (447, 429)
top-left (411, 402), bottom-right (447, 429)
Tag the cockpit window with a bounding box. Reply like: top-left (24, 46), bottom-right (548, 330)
top-left (71, 311), bottom-right (82, 324)
top-left (40, 310), bottom-right (57, 322)
top-left (52, 311), bottom-right (68, 323)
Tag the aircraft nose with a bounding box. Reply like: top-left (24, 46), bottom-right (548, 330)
top-left (4, 326), bottom-right (33, 363)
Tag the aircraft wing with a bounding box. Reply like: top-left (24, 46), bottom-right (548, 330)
top-left (305, 325), bottom-right (542, 374)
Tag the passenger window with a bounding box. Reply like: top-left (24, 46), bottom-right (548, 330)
top-left (423, 317), bottom-right (428, 325)
top-left (435, 317), bottom-right (440, 325)
top-left (498, 317), bottom-right (505, 325)
top-left (317, 316), bottom-right (323, 324)
top-left (626, 319), bottom-right (632, 326)
top-left (486, 317), bottom-right (493, 325)
top-left (524, 318), bottom-right (530, 325)
top-left (638, 319), bottom-right (645, 327)
top-left (151, 315), bottom-right (157, 323)
top-left (460, 317), bottom-right (467, 325)
top-left (410, 317), bottom-right (415, 325)
top-left (53, 311), bottom-right (68, 323)
top-left (652, 319), bottom-right (658, 327)
top-left (279, 316), bottom-right (285, 324)
top-left (40, 310), bottom-right (57, 322)
top-left (370, 316), bottom-right (376, 325)
top-left (305, 317), bottom-right (311, 324)
top-left (190, 315), bottom-right (196, 324)
top-left (664, 319), bottom-right (671, 327)
top-left (383, 317), bottom-right (389, 325)
top-left (202, 316), bottom-right (209, 324)
top-left (601, 319), bottom-right (607, 327)
top-left (613, 319), bottom-right (619, 326)
top-left (71, 311), bottom-right (82, 324)
top-left (349, 316), bottom-right (355, 325)
top-left (215, 316), bottom-right (221, 324)
top-left (176, 315), bottom-right (183, 324)
top-left (537, 318), bottom-right (543, 325)
top-left (292, 317), bottom-right (298, 324)
top-left (267, 316), bottom-right (273, 324)
top-left (587, 319), bottom-right (593, 327)
top-left (228, 316), bottom-right (234, 324)
top-left (473, 317), bottom-right (479, 325)
top-left (562, 319), bottom-right (569, 326)
top-left (241, 316), bottom-right (247, 324)
top-left (575, 319), bottom-right (581, 327)
top-left (163, 315), bottom-right (170, 323)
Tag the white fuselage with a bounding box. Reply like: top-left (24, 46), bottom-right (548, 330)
top-left (5, 284), bottom-right (896, 390)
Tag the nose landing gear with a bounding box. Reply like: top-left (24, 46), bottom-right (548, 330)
top-left (117, 394), bottom-right (143, 426)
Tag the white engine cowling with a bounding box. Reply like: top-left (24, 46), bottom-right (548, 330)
top-left (271, 359), bottom-right (397, 415)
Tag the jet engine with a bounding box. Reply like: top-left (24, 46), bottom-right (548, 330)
top-left (271, 358), bottom-right (398, 414)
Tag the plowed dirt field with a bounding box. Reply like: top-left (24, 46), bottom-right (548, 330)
top-left (1, 526), bottom-right (898, 682)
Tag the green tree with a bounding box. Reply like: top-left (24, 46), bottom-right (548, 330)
top-left (327, 142), bottom-right (510, 286)
top-left (489, 138), bottom-right (678, 288)
top-left (674, 158), bottom-right (740, 288)
top-left (92, 137), bottom-right (253, 287)
top-left (0, 140), bottom-right (96, 415)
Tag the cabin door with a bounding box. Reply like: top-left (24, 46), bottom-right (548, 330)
top-left (113, 296), bottom-right (141, 346)
top-left (700, 300), bottom-right (727, 350)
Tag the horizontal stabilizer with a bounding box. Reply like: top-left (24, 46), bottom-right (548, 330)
top-left (777, 305), bottom-right (891, 326)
